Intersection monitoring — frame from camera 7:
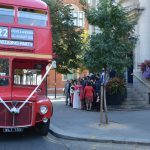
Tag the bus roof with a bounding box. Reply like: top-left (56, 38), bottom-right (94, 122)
top-left (0, 0), bottom-right (48, 10)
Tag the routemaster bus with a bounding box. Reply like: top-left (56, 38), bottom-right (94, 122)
top-left (0, 0), bottom-right (54, 135)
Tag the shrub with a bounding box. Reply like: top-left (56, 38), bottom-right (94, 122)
top-left (106, 77), bottom-right (126, 95)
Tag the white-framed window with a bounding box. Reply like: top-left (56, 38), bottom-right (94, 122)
top-left (72, 11), bottom-right (85, 27)
top-left (112, 0), bottom-right (116, 3)
top-left (89, 25), bottom-right (101, 35)
top-left (94, 26), bottom-right (101, 34)
top-left (62, 73), bottom-right (78, 81)
top-left (87, 0), bottom-right (99, 7)
top-left (63, 74), bottom-right (74, 81)
top-left (87, 0), bottom-right (92, 5)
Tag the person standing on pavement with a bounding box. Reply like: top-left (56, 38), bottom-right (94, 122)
top-left (95, 77), bottom-right (101, 102)
top-left (78, 81), bottom-right (85, 109)
top-left (84, 82), bottom-right (94, 111)
top-left (69, 79), bottom-right (74, 106)
top-left (73, 81), bottom-right (81, 109)
top-left (100, 68), bottom-right (109, 85)
top-left (64, 80), bottom-right (70, 106)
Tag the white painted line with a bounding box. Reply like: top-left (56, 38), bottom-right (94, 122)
top-left (51, 99), bottom-right (65, 102)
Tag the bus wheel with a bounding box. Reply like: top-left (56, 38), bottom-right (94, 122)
top-left (36, 119), bottom-right (50, 136)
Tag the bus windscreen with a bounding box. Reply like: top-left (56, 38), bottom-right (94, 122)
top-left (14, 69), bottom-right (42, 85)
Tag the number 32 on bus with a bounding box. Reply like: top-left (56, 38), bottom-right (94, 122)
top-left (0, 0), bottom-right (54, 136)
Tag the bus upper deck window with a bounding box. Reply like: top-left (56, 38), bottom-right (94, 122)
top-left (18, 8), bottom-right (48, 27)
top-left (0, 6), bottom-right (14, 23)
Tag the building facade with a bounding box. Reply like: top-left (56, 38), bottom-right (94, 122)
top-left (48, 0), bottom-right (150, 100)
top-left (121, 0), bottom-right (150, 103)
top-left (47, 0), bottom-right (90, 95)
top-left (134, 0), bottom-right (150, 102)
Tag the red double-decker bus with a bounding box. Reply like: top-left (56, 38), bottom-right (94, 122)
top-left (0, 0), bottom-right (54, 135)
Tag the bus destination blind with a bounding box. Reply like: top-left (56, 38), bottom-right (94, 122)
top-left (0, 26), bottom-right (34, 47)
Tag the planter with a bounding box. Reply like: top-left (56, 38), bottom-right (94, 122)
top-left (106, 92), bottom-right (125, 105)
top-left (106, 77), bottom-right (126, 105)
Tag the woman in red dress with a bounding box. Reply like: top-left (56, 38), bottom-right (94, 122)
top-left (84, 82), bottom-right (94, 110)
top-left (78, 81), bottom-right (84, 109)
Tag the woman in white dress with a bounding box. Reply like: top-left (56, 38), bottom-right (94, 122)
top-left (73, 81), bottom-right (81, 109)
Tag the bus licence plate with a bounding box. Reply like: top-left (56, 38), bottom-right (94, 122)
top-left (3, 128), bottom-right (24, 133)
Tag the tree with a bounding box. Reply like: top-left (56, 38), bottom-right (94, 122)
top-left (43, 0), bottom-right (84, 74)
top-left (83, 0), bottom-right (137, 75)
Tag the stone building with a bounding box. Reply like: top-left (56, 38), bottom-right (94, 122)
top-left (120, 0), bottom-right (150, 103)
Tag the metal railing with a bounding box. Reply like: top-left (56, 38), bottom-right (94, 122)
top-left (133, 73), bottom-right (150, 90)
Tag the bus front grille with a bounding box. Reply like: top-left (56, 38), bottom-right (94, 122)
top-left (0, 101), bottom-right (33, 127)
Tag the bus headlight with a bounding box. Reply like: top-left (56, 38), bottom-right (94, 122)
top-left (40, 106), bottom-right (48, 115)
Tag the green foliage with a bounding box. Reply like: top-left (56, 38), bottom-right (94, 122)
top-left (43, 0), bottom-right (84, 74)
top-left (79, 0), bottom-right (87, 5)
top-left (106, 77), bottom-right (126, 95)
top-left (83, 0), bottom-right (137, 74)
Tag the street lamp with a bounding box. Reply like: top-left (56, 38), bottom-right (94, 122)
top-left (55, 69), bottom-right (56, 98)
top-left (52, 60), bottom-right (57, 99)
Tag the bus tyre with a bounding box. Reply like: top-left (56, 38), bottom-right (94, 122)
top-left (37, 119), bottom-right (50, 136)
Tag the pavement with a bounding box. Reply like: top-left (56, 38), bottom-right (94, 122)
top-left (48, 96), bottom-right (150, 145)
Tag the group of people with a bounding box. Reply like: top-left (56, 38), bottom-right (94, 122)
top-left (64, 72), bottom-right (105, 111)
top-left (64, 69), bottom-right (117, 111)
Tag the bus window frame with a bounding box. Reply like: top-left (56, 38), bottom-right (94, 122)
top-left (0, 76), bottom-right (10, 86)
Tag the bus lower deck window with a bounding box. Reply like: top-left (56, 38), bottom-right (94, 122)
top-left (0, 78), bottom-right (9, 86)
top-left (0, 58), bottom-right (9, 86)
